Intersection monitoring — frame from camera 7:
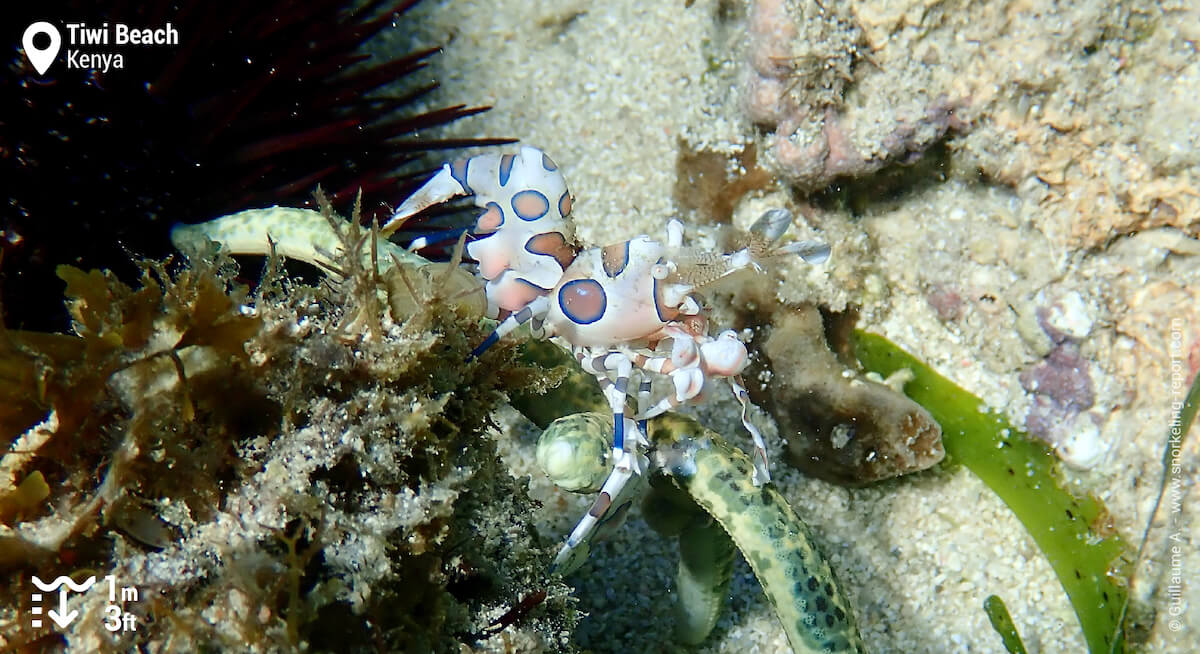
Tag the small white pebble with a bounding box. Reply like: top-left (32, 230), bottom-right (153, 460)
top-left (1044, 290), bottom-right (1094, 339)
top-left (1056, 414), bottom-right (1106, 470)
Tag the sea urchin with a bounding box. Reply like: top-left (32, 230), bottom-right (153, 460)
top-left (2, 0), bottom-right (512, 331)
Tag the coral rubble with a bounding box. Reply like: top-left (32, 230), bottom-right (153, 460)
top-left (744, 0), bottom-right (966, 190)
top-left (0, 202), bottom-right (575, 652)
top-left (743, 0), bottom-right (1199, 247)
top-left (745, 304), bottom-right (944, 486)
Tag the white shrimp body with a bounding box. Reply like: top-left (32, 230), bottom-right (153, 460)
top-left (384, 145), bottom-right (577, 318)
top-left (542, 236), bottom-right (679, 348)
top-left (387, 148), bottom-right (830, 574)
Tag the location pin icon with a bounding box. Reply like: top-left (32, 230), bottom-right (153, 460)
top-left (23, 21), bottom-right (61, 75)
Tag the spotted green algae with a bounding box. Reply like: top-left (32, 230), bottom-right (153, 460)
top-left (535, 402), bottom-right (865, 651)
top-left (535, 412), bottom-right (742, 646)
top-left (984, 595), bottom-right (1030, 654)
top-left (851, 330), bottom-right (1131, 654)
top-left (673, 515), bottom-right (736, 644)
top-left (649, 413), bottom-right (865, 653)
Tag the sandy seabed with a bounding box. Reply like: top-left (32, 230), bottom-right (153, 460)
top-left (379, 1), bottom-right (1200, 652)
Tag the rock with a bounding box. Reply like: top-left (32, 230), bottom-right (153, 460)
top-left (745, 304), bottom-right (944, 486)
top-left (1038, 289), bottom-right (1094, 342)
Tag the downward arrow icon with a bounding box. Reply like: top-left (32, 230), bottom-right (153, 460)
top-left (47, 589), bottom-right (78, 628)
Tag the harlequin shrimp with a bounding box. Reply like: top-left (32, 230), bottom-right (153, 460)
top-left (381, 146), bottom-right (831, 572)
